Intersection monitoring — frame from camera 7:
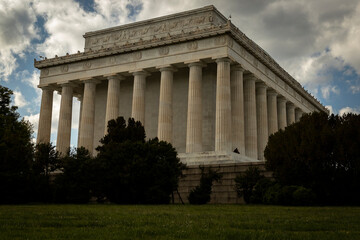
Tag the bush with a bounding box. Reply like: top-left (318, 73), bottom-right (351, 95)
top-left (292, 186), bottom-right (316, 206)
top-left (53, 147), bottom-right (94, 203)
top-left (263, 183), bottom-right (282, 205)
top-left (96, 117), bottom-right (186, 204)
top-left (250, 178), bottom-right (274, 204)
top-left (235, 166), bottom-right (264, 203)
top-left (265, 112), bottom-right (360, 205)
top-left (188, 167), bottom-right (222, 204)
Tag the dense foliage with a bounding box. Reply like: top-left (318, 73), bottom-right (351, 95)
top-left (95, 117), bottom-right (186, 204)
top-left (265, 112), bottom-right (360, 205)
top-left (0, 85), bottom-right (34, 203)
top-left (235, 166), bottom-right (264, 203)
top-left (188, 167), bottom-right (222, 204)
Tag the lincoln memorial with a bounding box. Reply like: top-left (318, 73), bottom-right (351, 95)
top-left (35, 5), bottom-right (328, 166)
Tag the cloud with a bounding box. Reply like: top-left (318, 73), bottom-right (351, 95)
top-left (33, 0), bottom-right (132, 58)
top-left (350, 85), bottom-right (360, 94)
top-left (339, 106), bottom-right (360, 116)
top-left (321, 85), bottom-right (340, 99)
top-left (13, 90), bottom-right (28, 108)
top-left (0, 0), bottom-right (38, 81)
top-left (24, 113), bottom-right (39, 134)
top-left (325, 105), bottom-right (334, 115)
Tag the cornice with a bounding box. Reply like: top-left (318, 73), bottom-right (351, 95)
top-left (33, 5), bottom-right (328, 114)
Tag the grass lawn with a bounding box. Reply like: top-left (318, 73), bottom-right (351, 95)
top-left (0, 205), bottom-right (359, 240)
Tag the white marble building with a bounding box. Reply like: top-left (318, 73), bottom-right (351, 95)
top-left (35, 5), bottom-right (328, 165)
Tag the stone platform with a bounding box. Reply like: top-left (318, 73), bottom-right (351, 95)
top-left (173, 161), bottom-right (271, 204)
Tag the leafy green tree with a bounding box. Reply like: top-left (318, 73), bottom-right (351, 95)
top-left (234, 166), bottom-right (264, 203)
top-left (0, 85), bottom-right (34, 203)
top-left (53, 147), bottom-right (94, 203)
top-left (31, 142), bottom-right (60, 202)
top-left (96, 117), bottom-right (186, 204)
top-left (188, 167), bottom-right (222, 204)
top-left (265, 112), bottom-right (360, 205)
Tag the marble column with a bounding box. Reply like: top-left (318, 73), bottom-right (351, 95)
top-left (77, 95), bottom-right (83, 148)
top-left (186, 62), bottom-right (205, 153)
top-left (277, 96), bottom-right (287, 130)
top-left (231, 65), bottom-right (245, 154)
top-left (158, 67), bottom-right (175, 143)
top-left (286, 102), bottom-right (296, 125)
top-left (295, 108), bottom-right (303, 122)
top-left (267, 89), bottom-right (278, 136)
top-left (104, 74), bottom-right (124, 134)
top-left (37, 87), bottom-right (53, 144)
top-left (56, 83), bottom-right (73, 155)
top-left (244, 74), bottom-right (258, 159)
top-left (215, 58), bottom-right (232, 152)
top-left (78, 79), bottom-right (99, 153)
top-left (131, 71), bottom-right (147, 125)
top-left (256, 82), bottom-right (268, 160)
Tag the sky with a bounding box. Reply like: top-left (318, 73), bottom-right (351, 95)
top-left (1, 0), bottom-right (360, 147)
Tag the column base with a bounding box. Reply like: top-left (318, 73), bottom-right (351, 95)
top-left (179, 151), bottom-right (263, 166)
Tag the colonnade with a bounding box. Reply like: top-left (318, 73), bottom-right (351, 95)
top-left (37, 57), bottom-right (304, 159)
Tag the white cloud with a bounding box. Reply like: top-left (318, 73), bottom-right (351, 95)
top-left (325, 105), bottom-right (334, 115)
top-left (33, 0), bottom-right (132, 58)
top-left (350, 85), bottom-right (360, 94)
top-left (24, 113), bottom-right (39, 134)
top-left (321, 85), bottom-right (340, 99)
top-left (0, 0), bottom-right (38, 81)
top-left (13, 90), bottom-right (28, 108)
top-left (339, 106), bottom-right (360, 116)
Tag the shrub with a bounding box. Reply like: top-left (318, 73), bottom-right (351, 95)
top-left (292, 186), bottom-right (316, 206)
top-left (235, 166), bottom-right (264, 203)
top-left (188, 167), bottom-right (222, 204)
top-left (250, 178), bottom-right (274, 204)
top-left (263, 183), bottom-right (282, 205)
top-left (265, 112), bottom-right (360, 205)
top-left (96, 117), bottom-right (186, 204)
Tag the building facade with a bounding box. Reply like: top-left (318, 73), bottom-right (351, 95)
top-left (35, 6), bottom-right (328, 165)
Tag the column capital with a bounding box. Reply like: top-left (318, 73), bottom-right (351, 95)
top-left (215, 57), bottom-right (231, 64)
top-left (130, 70), bottom-right (150, 76)
top-left (80, 78), bottom-right (102, 84)
top-left (277, 96), bottom-right (287, 103)
top-left (267, 89), bottom-right (278, 96)
top-left (243, 73), bottom-right (257, 82)
top-left (104, 73), bottom-right (126, 81)
top-left (231, 64), bottom-right (245, 72)
top-left (58, 81), bottom-right (77, 88)
top-left (38, 84), bottom-right (55, 91)
top-left (185, 60), bottom-right (206, 68)
top-left (287, 102), bottom-right (295, 108)
top-left (157, 65), bottom-right (177, 72)
top-left (256, 82), bottom-right (267, 89)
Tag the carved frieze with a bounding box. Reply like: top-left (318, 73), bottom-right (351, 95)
top-left (42, 69), bottom-right (49, 76)
top-left (83, 61), bottom-right (91, 69)
top-left (132, 51), bottom-right (142, 60)
top-left (159, 46), bottom-right (169, 56)
top-left (84, 11), bottom-right (224, 51)
top-left (187, 41), bottom-right (198, 50)
top-left (61, 65), bottom-right (69, 73)
top-left (214, 35), bottom-right (227, 45)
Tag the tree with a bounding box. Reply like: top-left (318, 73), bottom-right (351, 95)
top-left (31, 142), bottom-right (60, 202)
top-left (264, 112), bottom-right (360, 205)
top-left (53, 147), bottom-right (94, 203)
top-left (234, 166), bottom-right (264, 203)
top-left (188, 167), bottom-right (222, 204)
top-left (95, 117), bottom-right (186, 204)
top-left (0, 85), bottom-right (34, 203)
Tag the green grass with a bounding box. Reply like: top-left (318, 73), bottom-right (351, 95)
top-left (0, 205), bottom-right (359, 240)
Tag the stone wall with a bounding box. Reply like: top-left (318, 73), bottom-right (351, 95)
top-left (173, 162), bottom-right (271, 204)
